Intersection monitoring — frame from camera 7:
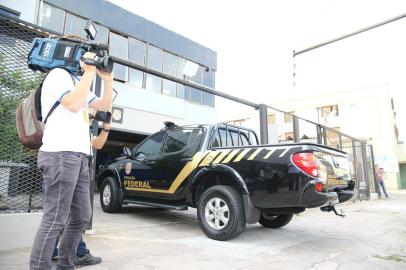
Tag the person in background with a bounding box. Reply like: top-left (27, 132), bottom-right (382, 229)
top-left (375, 164), bottom-right (389, 199)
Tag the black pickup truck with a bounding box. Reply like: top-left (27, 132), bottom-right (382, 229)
top-left (96, 122), bottom-right (355, 240)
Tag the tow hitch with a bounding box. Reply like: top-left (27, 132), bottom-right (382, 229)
top-left (320, 204), bottom-right (345, 217)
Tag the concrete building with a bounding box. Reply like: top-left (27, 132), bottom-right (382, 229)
top-left (0, 0), bottom-right (218, 249)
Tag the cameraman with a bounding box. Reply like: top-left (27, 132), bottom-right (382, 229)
top-left (30, 52), bottom-right (113, 270)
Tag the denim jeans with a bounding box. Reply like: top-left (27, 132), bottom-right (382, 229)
top-left (30, 151), bottom-right (92, 270)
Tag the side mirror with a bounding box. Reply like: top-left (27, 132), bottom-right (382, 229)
top-left (123, 147), bottom-right (132, 158)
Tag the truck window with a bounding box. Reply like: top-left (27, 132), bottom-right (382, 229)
top-left (187, 128), bottom-right (205, 154)
top-left (136, 132), bottom-right (166, 156)
top-left (219, 129), bottom-right (231, 147)
top-left (211, 129), bottom-right (220, 147)
top-left (163, 130), bottom-right (191, 153)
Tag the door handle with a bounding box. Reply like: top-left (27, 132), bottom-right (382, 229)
top-left (145, 160), bottom-right (156, 165)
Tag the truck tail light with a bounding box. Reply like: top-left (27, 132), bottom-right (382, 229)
top-left (292, 152), bottom-right (326, 192)
top-left (292, 153), bottom-right (319, 177)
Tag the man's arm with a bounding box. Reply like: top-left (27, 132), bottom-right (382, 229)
top-left (92, 121), bottom-right (111, 150)
top-left (90, 70), bottom-right (114, 111)
top-left (61, 52), bottom-right (96, 112)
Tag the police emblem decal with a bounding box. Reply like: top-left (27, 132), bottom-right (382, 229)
top-left (125, 162), bottom-right (132, 175)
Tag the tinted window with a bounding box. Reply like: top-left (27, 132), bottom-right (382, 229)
top-left (129, 37), bottom-right (145, 65)
top-left (136, 132), bottom-right (166, 156)
top-left (162, 79), bottom-right (176, 97)
top-left (113, 63), bottom-right (127, 82)
top-left (64, 13), bottom-right (86, 39)
top-left (39, 3), bottom-right (65, 33)
top-left (211, 130), bottom-right (220, 147)
top-left (128, 68), bottom-right (143, 88)
top-left (218, 129), bottom-right (232, 147)
top-left (202, 92), bottom-right (215, 107)
top-left (188, 129), bottom-right (205, 153)
top-left (176, 57), bottom-right (186, 79)
top-left (190, 88), bottom-right (201, 104)
top-left (163, 52), bottom-right (177, 77)
top-left (145, 74), bottom-right (161, 93)
top-left (176, 84), bottom-right (185, 99)
top-left (203, 69), bottom-right (215, 88)
top-left (163, 130), bottom-right (191, 153)
top-left (230, 131), bottom-right (239, 146)
top-left (147, 45), bottom-right (162, 71)
top-left (109, 32), bottom-right (128, 59)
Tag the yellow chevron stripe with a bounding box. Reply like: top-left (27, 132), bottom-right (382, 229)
top-left (212, 149), bottom-right (232, 164)
top-left (233, 148), bottom-right (251, 162)
top-left (222, 149), bottom-right (241, 164)
top-left (247, 148), bottom-right (262, 160)
top-left (124, 151), bottom-right (207, 194)
top-left (279, 148), bottom-right (289, 157)
top-left (263, 149), bottom-right (274, 159)
top-left (199, 151), bottom-right (220, 167)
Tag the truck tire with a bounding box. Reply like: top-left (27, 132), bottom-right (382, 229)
top-left (197, 185), bottom-right (246, 241)
top-left (258, 213), bottom-right (293, 228)
top-left (100, 177), bottom-right (122, 213)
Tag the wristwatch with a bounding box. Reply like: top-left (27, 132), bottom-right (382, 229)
top-left (102, 128), bottom-right (110, 132)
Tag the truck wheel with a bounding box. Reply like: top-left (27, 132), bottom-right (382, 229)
top-left (197, 185), bottom-right (246, 241)
top-left (258, 213), bottom-right (293, 228)
top-left (100, 177), bottom-right (122, 213)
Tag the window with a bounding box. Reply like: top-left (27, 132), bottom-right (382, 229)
top-left (162, 79), bottom-right (176, 97)
top-left (109, 32), bottom-right (128, 59)
top-left (184, 86), bottom-right (191, 101)
top-left (145, 74), bottom-right (161, 93)
top-left (203, 69), bottom-right (214, 88)
top-left (191, 66), bottom-right (202, 84)
top-left (176, 84), bottom-right (185, 99)
top-left (128, 68), bottom-right (143, 88)
top-left (94, 24), bottom-right (109, 44)
top-left (211, 130), bottom-right (220, 147)
top-left (163, 52), bottom-right (177, 77)
top-left (267, 114), bottom-right (276, 125)
top-left (163, 130), bottom-right (191, 153)
top-left (113, 63), bottom-right (127, 82)
top-left (176, 57), bottom-right (186, 79)
top-left (218, 129), bottom-right (231, 147)
top-left (129, 37), bottom-right (145, 65)
top-left (284, 112), bottom-right (294, 123)
top-left (64, 13), bottom-right (87, 39)
top-left (190, 88), bottom-right (202, 104)
top-left (202, 91), bottom-right (215, 107)
top-left (321, 105), bottom-right (339, 118)
top-left (136, 132), bottom-right (166, 156)
top-left (147, 45), bottom-right (162, 71)
top-left (39, 3), bottom-right (65, 33)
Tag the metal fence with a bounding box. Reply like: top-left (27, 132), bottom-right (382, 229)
top-left (0, 13), bottom-right (375, 214)
top-left (263, 106), bottom-right (376, 199)
top-left (0, 15), bottom-right (49, 213)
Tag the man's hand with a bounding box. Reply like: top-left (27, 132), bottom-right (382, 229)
top-left (97, 69), bottom-right (114, 83)
top-left (102, 121), bottom-right (111, 130)
top-left (80, 52), bottom-right (97, 74)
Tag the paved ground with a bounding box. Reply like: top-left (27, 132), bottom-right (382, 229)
top-left (1, 191), bottom-right (406, 270)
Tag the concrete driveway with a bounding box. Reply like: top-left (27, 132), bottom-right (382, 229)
top-left (1, 192), bottom-right (405, 270)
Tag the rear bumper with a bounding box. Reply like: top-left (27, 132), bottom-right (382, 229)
top-left (301, 187), bottom-right (356, 208)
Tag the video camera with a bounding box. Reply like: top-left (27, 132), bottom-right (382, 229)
top-left (27, 20), bottom-right (113, 75)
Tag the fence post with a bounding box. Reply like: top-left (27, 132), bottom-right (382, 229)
top-left (293, 116), bottom-right (300, 142)
top-left (259, 104), bottom-right (268, 144)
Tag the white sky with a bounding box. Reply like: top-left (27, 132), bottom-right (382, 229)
top-left (109, 0), bottom-right (406, 135)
